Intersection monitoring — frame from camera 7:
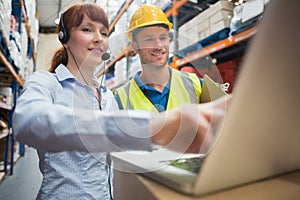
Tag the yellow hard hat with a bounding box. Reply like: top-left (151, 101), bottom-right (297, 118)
top-left (127, 4), bottom-right (173, 42)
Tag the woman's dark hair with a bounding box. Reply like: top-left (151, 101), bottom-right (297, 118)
top-left (49, 3), bottom-right (109, 73)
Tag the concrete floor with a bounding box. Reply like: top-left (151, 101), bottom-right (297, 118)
top-left (0, 147), bottom-right (42, 200)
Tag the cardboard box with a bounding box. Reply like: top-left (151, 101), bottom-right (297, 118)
top-left (199, 0), bottom-right (234, 20)
top-left (198, 29), bottom-right (211, 41)
top-left (210, 10), bottom-right (233, 24)
top-left (197, 19), bottom-right (210, 33)
top-left (210, 19), bottom-right (231, 34)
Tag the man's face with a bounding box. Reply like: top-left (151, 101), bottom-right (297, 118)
top-left (132, 26), bottom-right (170, 68)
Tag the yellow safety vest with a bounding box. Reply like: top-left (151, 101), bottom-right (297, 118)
top-left (114, 68), bottom-right (201, 113)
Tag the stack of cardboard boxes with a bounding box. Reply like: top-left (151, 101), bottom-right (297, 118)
top-left (178, 0), bottom-right (234, 49)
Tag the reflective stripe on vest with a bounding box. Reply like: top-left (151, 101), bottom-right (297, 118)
top-left (115, 69), bottom-right (201, 112)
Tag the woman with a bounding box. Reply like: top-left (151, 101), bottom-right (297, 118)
top-left (12, 3), bottom-right (231, 200)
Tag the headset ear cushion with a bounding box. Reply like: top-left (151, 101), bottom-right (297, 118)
top-left (58, 31), bottom-right (64, 41)
top-left (58, 29), bottom-right (68, 43)
top-left (58, 12), bottom-right (69, 44)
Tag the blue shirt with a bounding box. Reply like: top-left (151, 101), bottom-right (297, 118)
top-left (12, 64), bottom-right (152, 199)
top-left (134, 70), bottom-right (170, 112)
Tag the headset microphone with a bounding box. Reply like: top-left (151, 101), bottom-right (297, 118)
top-left (101, 52), bottom-right (110, 61)
top-left (99, 52), bottom-right (110, 97)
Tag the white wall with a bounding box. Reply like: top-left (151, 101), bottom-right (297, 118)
top-left (36, 33), bottom-right (61, 71)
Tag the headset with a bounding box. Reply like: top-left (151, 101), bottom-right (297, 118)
top-left (58, 12), bottom-right (69, 44)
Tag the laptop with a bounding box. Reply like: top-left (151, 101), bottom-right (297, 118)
top-left (111, 0), bottom-right (300, 196)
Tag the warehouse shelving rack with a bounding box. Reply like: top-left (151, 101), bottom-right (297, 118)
top-left (171, 25), bottom-right (257, 68)
top-left (0, 0), bottom-right (36, 176)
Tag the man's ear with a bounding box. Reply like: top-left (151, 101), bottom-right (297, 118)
top-left (131, 41), bottom-right (139, 53)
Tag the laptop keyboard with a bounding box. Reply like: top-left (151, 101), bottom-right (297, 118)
top-left (161, 157), bottom-right (204, 174)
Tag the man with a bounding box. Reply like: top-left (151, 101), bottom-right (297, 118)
top-left (114, 4), bottom-right (202, 112)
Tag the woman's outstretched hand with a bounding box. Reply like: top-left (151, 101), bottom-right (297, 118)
top-left (151, 95), bottom-right (232, 153)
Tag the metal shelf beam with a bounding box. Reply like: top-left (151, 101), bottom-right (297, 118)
top-left (0, 51), bottom-right (24, 86)
top-left (108, 0), bottom-right (133, 34)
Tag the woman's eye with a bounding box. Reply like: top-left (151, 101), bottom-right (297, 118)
top-left (101, 32), bottom-right (108, 37)
top-left (82, 28), bottom-right (91, 32)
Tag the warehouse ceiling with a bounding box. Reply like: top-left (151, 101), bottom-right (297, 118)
top-left (36, 0), bottom-right (126, 33)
